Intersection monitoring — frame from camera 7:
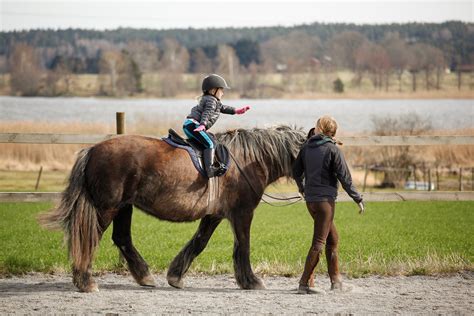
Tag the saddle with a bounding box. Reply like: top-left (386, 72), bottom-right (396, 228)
top-left (162, 129), bottom-right (231, 177)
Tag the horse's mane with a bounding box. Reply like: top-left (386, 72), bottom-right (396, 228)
top-left (216, 125), bottom-right (306, 179)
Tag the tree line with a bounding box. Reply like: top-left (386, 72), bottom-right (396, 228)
top-left (0, 21), bottom-right (472, 96)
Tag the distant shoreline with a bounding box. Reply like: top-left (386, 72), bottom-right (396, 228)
top-left (1, 72), bottom-right (472, 100)
top-left (1, 91), bottom-right (472, 100)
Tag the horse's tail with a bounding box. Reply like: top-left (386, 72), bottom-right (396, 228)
top-left (38, 147), bottom-right (101, 271)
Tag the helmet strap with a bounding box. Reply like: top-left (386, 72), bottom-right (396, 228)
top-left (209, 88), bottom-right (220, 100)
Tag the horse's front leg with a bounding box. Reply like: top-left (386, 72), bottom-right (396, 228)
top-left (230, 210), bottom-right (265, 290)
top-left (167, 215), bottom-right (222, 289)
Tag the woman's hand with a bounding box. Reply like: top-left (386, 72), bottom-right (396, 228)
top-left (358, 200), bottom-right (365, 214)
top-left (235, 106), bottom-right (250, 114)
top-left (194, 125), bottom-right (206, 132)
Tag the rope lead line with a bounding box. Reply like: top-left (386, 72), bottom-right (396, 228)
top-left (228, 150), bottom-right (302, 207)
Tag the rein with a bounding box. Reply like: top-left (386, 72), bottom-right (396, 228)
top-left (227, 150), bottom-right (302, 207)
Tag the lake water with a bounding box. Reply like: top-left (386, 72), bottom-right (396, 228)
top-left (0, 96), bottom-right (472, 133)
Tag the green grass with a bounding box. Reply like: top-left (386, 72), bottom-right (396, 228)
top-left (0, 201), bottom-right (472, 276)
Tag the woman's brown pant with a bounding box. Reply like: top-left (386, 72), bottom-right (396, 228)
top-left (300, 201), bottom-right (342, 287)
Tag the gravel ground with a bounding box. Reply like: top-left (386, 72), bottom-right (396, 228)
top-left (1, 272), bottom-right (473, 314)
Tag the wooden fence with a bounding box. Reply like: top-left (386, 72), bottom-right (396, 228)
top-left (1, 191), bottom-right (474, 203)
top-left (1, 114), bottom-right (473, 202)
top-left (1, 133), bottom-right (473, 146)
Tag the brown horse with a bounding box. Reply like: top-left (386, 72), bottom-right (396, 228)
top-left (40, 125), bottom-right (306, 292)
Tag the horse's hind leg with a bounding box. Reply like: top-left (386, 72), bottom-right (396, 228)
top-left (72, 264), bottom-right (98, 293)
top-left (230, 211), bottom-right (265, 290)
top-left (167, 215), bottom-right (222, 289)
top-left (71, 213), bottom-right (112, 293)
top-left (112, 204), bottom-right (155, 287)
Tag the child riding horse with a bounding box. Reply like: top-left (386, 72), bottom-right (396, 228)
top-left (183, 74), bottom-right (250, 178)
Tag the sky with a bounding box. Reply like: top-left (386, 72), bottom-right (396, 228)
top-left (1, 0), bottom-right (472, 32)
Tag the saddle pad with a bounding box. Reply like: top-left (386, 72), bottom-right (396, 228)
top-left (163, 131), bottom-right (232, 177)
top-left (162, 137), bottom-right (207, 177)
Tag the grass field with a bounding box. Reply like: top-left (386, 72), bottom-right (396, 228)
top-left (0, 201), bottom-right (472, 277)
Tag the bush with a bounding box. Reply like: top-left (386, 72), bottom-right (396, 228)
top-left (333, 78), bottom-right (344, 93)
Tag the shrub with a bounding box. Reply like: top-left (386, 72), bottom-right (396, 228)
top-left (333, 78), bottom-right (344, 93)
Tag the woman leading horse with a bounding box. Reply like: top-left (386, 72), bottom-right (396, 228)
top-left (39, 125), bottom-right (306, 292)
top-left (293, 116), bottom-right (364, 294)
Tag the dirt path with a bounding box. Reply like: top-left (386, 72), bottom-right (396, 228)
top-left (1, 272), bottom-right (473, 314)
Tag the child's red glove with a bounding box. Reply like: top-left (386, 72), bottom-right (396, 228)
top-left (194, 125), bottom-right (206, 132)
top-left (235, 106), bottom-right (250, 114)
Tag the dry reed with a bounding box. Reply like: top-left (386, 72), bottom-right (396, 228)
top-left (1, 121), bottom-right (473, 172)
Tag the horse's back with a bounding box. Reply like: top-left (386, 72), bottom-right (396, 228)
top-left (84, 134), bottom-right (210, 219)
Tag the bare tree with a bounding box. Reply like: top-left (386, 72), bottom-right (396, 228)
top-left (75, 38), bottom-right (118, 61)
top-left (126, 40), bottom-right (160, 73)
top-left (119, 50), bottom-right (142, 94)
top-left (407, 43), bottom-right (427, 92)
top-left (260, 31), bottom-right (322, 73)
top-left (354, 41), bottom-right (390, 90)
top-left (159, 38), bottom-right (189, 73)
top-left (9, 43), bottom-right (44, 96)
top-left (216, 44), bottom-right (240, 90)
top-left (370, 113), bottom-right (432, 187)
top-left (99, 50), bottom-right (121, 95)
top-left (99, 49), bottom-right (142, 96)
top-left (190, 47), bottom-right (213, 74)
top-left (408, 43), bottom-right (446, 91)
top-left (327, 31), bottom-right (368, 71)
top-left (157, 38), bottom-right (190, 97)
top-left (0, 55), bottom-right (8, 73)
top-left (383, 35), bottom-right (411, 92)
top-left (44, 55), bottom-right (74, 96)
top-left (423, 45), bottom-right (446, 90)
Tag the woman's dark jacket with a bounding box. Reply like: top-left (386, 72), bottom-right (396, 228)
top-left (187, 94), bottom-right (236, 129)
top-left (293, 134), bottom-right (362, 203)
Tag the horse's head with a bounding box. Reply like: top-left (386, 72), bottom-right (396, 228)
top-left (218, 125), bottom-right (306, 183)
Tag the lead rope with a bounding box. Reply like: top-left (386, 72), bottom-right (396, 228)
top-left (227, 149), bottom-right (302, 207)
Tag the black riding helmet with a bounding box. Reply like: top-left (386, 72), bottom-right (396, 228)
top-left (202, 74), bottom-right (231, 92)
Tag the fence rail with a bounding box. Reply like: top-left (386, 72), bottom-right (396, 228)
top-left (1, 133), bottom-right (474, 146)
top-left (1, 191), bottom-right (473, 203)
top-left (1, 128), bottom-right (473, 203)
top-left (0, 133), bottom-right (117, 144)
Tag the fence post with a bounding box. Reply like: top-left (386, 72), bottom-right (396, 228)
top-left (116, 112), bottom-right (125, 135)
top-left (363, 164), bottom-right (368, 192)
top-left (428, 168), bottom-right (432, 191)
top-left (459, 167), bottom-right (463, 191)
top-left (413, 165), bottom-right (417, 190)
top-left (422, 163), bottom-right (427, 191)
top-left (116, 112), bottom-right (126, 267)
top-left (436, 166), bottom-right (440, 191)
top-left (35, 166), bottom-right (43, 191)
top-left (472, 167), bottom-right (474, 191)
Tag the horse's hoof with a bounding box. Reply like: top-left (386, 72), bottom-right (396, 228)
top-left (167, 275), bottom-right (184, 289)
top-left (331, 282), bottom-right (353, 293)
top-left (297, 284), bottom-right (326, 295)
top-left (240, 278), bottom-right (266, 290)
top-left (80, 282), bottom-right (99, 293)
top-left (139, 274), bottom-right (156, 287)
top-left (253, 279), bottom-right (266, 290)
